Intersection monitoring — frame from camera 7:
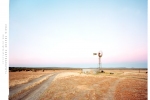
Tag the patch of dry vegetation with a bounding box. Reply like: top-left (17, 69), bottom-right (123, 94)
top-left (39, 70), bottom-right (147, 100)
top-left (40, 74), bottom-right (118, 100)
top-left (9, 70), bottom-right (80, 88)
top-left (9, 70), bottom-right (147, 100)
top-left (9, 71), bottom-right (52, 88)
top-left (115, 79), bottom-right (147, 99)
top-left (121, 72), bottom-right (147, 80)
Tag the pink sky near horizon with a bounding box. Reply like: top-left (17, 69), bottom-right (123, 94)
top-left (10, 44), bottom-right (147, 66)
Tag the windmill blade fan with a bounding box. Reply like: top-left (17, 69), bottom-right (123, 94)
top-left (98, 51), bottom-right (103, 57)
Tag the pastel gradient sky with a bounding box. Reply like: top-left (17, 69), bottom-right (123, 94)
top-left (9, 0), bottom-right (147, 68)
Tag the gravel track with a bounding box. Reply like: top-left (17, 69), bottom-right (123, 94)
top-left (19, 73), bottom-right (59, 100)
top-left (10, 72), bottom-right (60, 100)
top-left (9, 73), bottom-right (51, 99)
top-left (9, 73), bottom-right (58, 100)
top-left (103, 78), bottom-right (124, 100)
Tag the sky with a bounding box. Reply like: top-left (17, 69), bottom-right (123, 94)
top-left (9, 0), bottom-right (148, 68)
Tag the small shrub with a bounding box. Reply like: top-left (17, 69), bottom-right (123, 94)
top-left (110, 72), bottom-right (114, 74)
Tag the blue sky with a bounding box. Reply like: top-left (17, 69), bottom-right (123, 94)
top-left (9, 0), bottom-right (148, 68)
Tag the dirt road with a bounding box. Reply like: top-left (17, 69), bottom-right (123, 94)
top-left (9, 72), bottom-right (60, 100)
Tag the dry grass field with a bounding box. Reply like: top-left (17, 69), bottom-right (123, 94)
top-left (39, 70), bottom-right (147, 100)
top-left (9, 70), bottom-right (63, 88)
top-left (9, 69), bottom-right (147, 100)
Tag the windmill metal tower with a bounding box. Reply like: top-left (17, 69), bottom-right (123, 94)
top-left (93, 51), bottom-right (103, 72)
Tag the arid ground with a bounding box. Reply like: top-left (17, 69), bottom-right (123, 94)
top-left (9, 69), bottom-right (147, 100)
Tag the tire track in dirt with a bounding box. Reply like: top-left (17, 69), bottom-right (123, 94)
top-left (9, 73), bottom-right (51, 99)
top-left (15, 73), bottom-right (60, 100)
top-left (103, 78), bottom-right (124, 100)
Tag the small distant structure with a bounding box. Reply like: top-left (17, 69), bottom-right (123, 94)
top-left (82, 68), bottom-right (99, 74)
top-left (82, 50), bottom-right (103, 74)
top-left (93, 50), bottom-right (103, 72)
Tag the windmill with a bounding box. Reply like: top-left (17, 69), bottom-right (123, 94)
top-left (93, 51), bottom-right (103, 72)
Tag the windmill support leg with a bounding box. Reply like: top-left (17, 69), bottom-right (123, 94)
top-left (99, 57), bottom-right (100, 72)
top-left (99, 57), bottom-right (103, 73)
